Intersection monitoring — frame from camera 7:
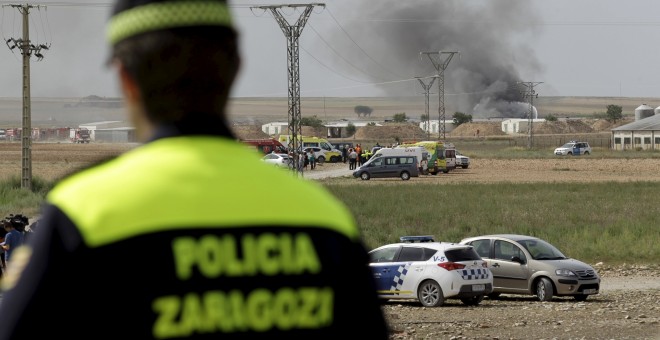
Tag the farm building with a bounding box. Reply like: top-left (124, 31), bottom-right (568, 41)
top-left (79, 121), bottom-right (124, 141)
top-left (94, 127), bottom-right (137, 143)
top-left (501, 119), bottom-right (546, 134)
top-left (261, 122), bottom-right (288, 136)
top-left (418, 120), bottom-right (455, 135)
top-left (611, 109), bottom-right (660, 151)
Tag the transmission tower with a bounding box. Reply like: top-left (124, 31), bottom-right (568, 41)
top-left (4, 4), bottom-right (50, 190)
top-left (416, 76), bottom-right (436, 140)
top-left (252, 3), bottom-right (324, 175)
top-left (420, 51), bottom-right (459, 140)
top-left (517, 81), bottom-right (543, 149)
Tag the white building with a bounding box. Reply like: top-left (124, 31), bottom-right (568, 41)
top-left (611, 113), bottom-right (660, 151)
top-left (79, 121), bottom-right (124, 141)
top-left (418, 120), bottom-right (455, 134)
top-left (501, 119), bottom-right (546, 134)
top-left (261, 122), bottom-right (288, 136)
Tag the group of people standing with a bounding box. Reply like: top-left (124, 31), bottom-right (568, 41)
top-left (341, 143), bottom-right (380, 170)
top-left (0, 214), bottom-right (31, 277)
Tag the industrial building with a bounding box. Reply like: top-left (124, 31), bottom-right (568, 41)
top-left (611, 104), bottom-right (660, 150)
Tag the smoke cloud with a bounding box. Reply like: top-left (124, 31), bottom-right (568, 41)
top-left (326, 0), bottom-right (543, 118)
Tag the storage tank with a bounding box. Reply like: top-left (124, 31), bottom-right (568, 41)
top-left (655, 105), bottom-right (660, 115)
top-left (635, 104), bottom-right (654, 121)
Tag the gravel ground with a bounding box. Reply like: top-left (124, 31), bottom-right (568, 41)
top-left (307, 161), bottom-right (660, 339)
top-left (305, 158), bottom-right (660, 184)
top-left (2, 146), bottom-right (658, 339)
top-left (382, 265), bottom-right (660, 340)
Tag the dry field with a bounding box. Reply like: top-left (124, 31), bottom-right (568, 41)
top-left (1, 96), bottom-right (657, 129)
top-left (0, 142), bottom-right (135, 182)
top-left (2, 142), bottom-right (659, 339)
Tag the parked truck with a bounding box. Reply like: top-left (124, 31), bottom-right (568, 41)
top-left (71, 128), bottom-right (91, 143)
top-left (242, 138), bottom-right (287, 155)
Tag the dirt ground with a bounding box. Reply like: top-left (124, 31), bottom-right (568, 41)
top-left (1, 142), bottom-right (659, 339)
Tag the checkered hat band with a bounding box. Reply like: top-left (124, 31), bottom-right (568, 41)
top-left (107, 1), bottom-right (233, 45)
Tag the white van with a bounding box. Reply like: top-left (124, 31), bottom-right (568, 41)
top-left (371, 147), bottom-right (430, 174)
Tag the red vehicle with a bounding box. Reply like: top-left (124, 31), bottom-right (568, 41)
top-left (242, 139), bottom-right (287, 155)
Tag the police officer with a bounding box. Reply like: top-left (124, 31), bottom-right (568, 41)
top-left (0, 1), bottom-right (388, 338)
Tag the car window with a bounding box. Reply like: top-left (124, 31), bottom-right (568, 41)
top-left (469, 239), bottom-right (491, 258)
top-left (385, 157), bottom-right (397, 165)
top-left (371, 158), bottom-right (383, 166)
top-left (517, 239), bottom-right (566, 260)
top-left (397, 247), bottom-right (437, 262)
top-left (444, 247), bottom-right (481, 261)
top-left (493, 240), bottom-right (526, 262)
top-left (369, 247), bottom-right (399, 263)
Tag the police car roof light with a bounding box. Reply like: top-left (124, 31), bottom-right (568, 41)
top-left (400, 235), bottom-right (435, 243)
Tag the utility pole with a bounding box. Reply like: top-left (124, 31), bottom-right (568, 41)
top-left (416, 76), bottom-right (436, 140)
top-left (4, 4), bottom-right (49, 190)
top-left (252, 3), bottom-right (324, 175)
top-left (517, 81), bottom-right (543, 149)
top-left (420, 51), bottom-right (459, 141)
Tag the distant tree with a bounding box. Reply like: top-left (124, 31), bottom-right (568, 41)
top-left (420, 114), bottom-right (429, 121)
top-left (354, 105), bottom-right (373, 118)
top-left (393, 112), bottom-right (408, 122)
top-left (452, 112), bottom-right (472, 126)
top-left (545, 114), bottom-right (558, 122)
top-left (300, 115), bottom-right (324, 128)
top-left (606, 104), bottom-right (623, 122)
top-left (346, 122), bottom-right (356, 137)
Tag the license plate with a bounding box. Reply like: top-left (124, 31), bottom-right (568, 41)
top-left (583, 288), bottom-right (597, 294)
top-left (472, 284), bottom-right (485, 292)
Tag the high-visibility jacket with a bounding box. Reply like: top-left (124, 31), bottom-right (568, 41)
top-left (0, 128), bottom-right (388, 339)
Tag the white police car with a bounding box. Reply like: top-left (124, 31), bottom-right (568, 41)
top-left (368, 235), bottom-right (493, 307)
top-left (554, 141), bottom-right (592, 156)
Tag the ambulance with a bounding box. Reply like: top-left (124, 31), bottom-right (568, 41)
top-left (397, 141), bottom-right (456, 174)
top-left (277, 135), bottom-right (342, 162)
top-left (370, 146), bottom-right (429, 174)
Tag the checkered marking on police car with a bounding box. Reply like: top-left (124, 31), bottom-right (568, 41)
top-left (390, 263), bottom-right (411, 294)
top-left (460, 268), bottom-right (489, 280)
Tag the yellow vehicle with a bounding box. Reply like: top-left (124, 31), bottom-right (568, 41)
top-left (398, 141), bottom-right (456, 174)
top-left (277, 135), bottom-right (342, 163)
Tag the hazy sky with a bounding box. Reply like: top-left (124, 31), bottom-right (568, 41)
top-left (0, 0), bottom-right (659, 103)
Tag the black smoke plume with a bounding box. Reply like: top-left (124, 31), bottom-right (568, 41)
top-left (326, 0), bottom-right (543, 118)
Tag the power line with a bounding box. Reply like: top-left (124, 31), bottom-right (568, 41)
top-left (325, 7), bottom-right (404, 79)
top-left (300, 45), bottom-right (373, 84)
top-left (306, 22), bottom-right (391, 83)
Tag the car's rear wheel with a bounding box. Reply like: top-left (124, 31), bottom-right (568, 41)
top-left (584, 151), bottom-right (590, 155)
top-left (574, 294), bottom-right (588, 301)
top-left (442, 169), bottom-right (449, 174)
top-left (535, 277), bottom-right (554, 301)
top-left (400, 171), bottom-right (410, 180)
top-left (330, 156), bottom-right (339, 163)
top-left (567, 152), bottom-right (573, 155)
top-left (317, 156), bottom-right (325, 164)
top-left (360, 172), bottom-right (370, 181)
top-left (460, 295), bottom-right (484, 306)
top-left (462, 165), bottom-right (469, 169)
top-left (418, 280), bottom-right (444, 307)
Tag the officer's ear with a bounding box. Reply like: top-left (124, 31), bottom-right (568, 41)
top-left (113, 60), bottom-right (153, 142)
top-left (115, 62), bottom-right (142, 104)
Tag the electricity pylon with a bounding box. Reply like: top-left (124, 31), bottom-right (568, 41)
top-left (252, 3), bottom-right (324, 175)
top-left (420, 51), bottom-right (459, 140)
top-left (416, 76), bottom-right (436, 140)
top-left (4, 4), bottom-right (50, 190)
top-left (518, 81), bottom-right (543, 149)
